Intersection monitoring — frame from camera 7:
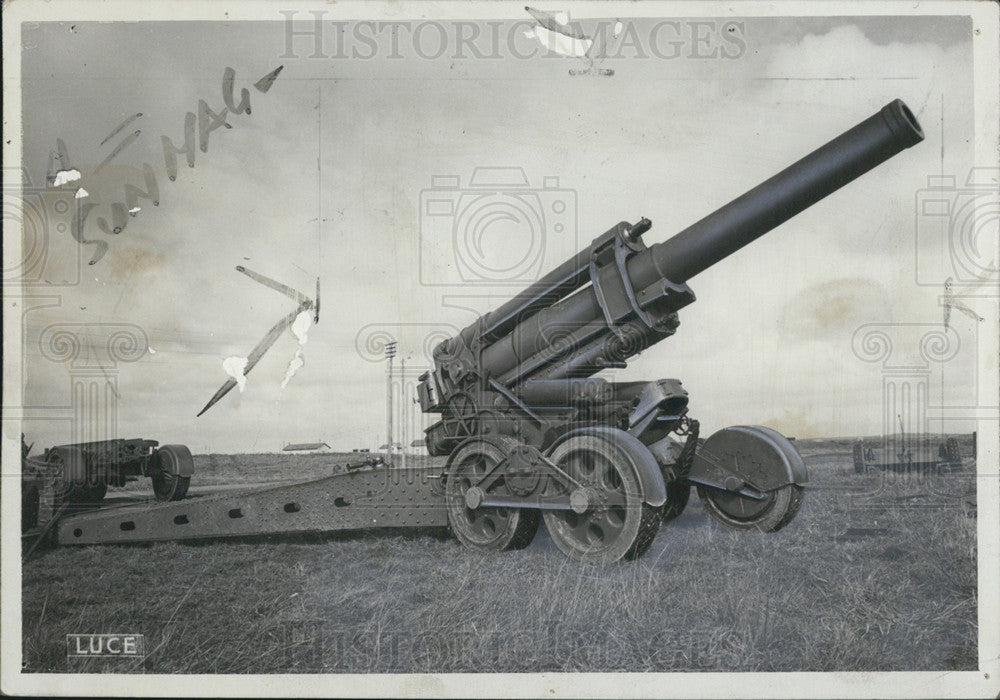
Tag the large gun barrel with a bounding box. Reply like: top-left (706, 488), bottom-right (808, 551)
top-left (461, 99), bottom-right (923, 383)
top-left (635, 98), bottom-right (923, 285)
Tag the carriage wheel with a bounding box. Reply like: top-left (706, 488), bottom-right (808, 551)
top-left (445, 437), bottom-right (539, 552)
top-left (542, 432), bottom-right (660, 564)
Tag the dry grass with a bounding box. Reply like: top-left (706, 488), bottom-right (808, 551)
top-left (21, 438), bottom-right (977, 673)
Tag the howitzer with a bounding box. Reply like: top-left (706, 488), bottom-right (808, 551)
top-left (417, 99), bottom-right (924, 562)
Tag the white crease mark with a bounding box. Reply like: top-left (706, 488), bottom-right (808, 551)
top-left (129, 206), bottom-right (141, 214)
top-left (52, 169), bottom-right (81, 187)
top-left (290, 310), bottom-right (312, 345)
top-left (281, 311), bottom-right (313, 388)
top-left (223, 356), bottom-right (249, 392)
top-left (281, 348), bottom-right (305, 389)
top-left (523, 6), bottom-right (592, 58)
top-left (523, 25), bottom-right (592, 57)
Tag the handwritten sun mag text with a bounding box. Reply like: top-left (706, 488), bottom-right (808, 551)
top-left (45, 65), bottom-right (283, 266)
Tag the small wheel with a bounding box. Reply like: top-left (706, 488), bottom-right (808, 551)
top-left (153, 473), bottom-right (190, 502)
top-left (543, 433), bottom-right (660, 564)
top-left (49, 447), bottom-right (100, 503)
top-left (151, 445), bottom-right (193, 501)
top-left (661, 479), bottom-right (690, 523)
top-left (697, 483), bottom-right (804, 532)
top-left (445, 438), bottom-right (539, 551)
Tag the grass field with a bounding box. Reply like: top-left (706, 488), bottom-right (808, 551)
top-left (20, 437), bottom-right (978, 673)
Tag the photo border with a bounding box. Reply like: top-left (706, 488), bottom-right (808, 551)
top-left (2, 1), bottom-right (997, 697)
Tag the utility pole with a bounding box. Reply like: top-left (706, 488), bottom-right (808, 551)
top-left (400, 355), bottom-right (407, 472)
top-left (385, 341), bottom-right (397, 458)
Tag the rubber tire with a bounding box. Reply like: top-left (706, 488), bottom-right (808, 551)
top-left (661, 480), bottom-right (691, 523)
top-left (697, 483), bottom-right (804, 533)
top-left (152, 474), bottom-right (190, 502)
top-left (543, 433), bottom-right (661, 564)
top-left (152, 445), bottom-right (194, 502)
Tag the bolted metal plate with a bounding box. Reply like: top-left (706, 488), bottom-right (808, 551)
top-left (57, 465), bottom-right (448, 546)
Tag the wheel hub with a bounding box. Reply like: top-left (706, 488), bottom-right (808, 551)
top-left (569, 488), bottom-right (591, 514)
top-left (723, 475), bottom-right (744, 492)
top-left (464, 485), bottom-right (484, 510)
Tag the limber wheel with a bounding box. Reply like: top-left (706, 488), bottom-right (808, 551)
top-left (543, 433), bottom-right (660, 564)
top-left (696, 483), bottom-right (804, 532)
top-left (151, 445), bottom-right (192, 502)
top-left (445, 437), bottom-right (540, 552)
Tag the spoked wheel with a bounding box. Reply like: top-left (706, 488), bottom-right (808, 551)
top-left (151, 445), bottom-right (192, 502)
top-left (543, 433), bottom-right (660, 564)
top-left (696, 483), bottom-right (804, 532)
top-left (445, 437), bottom-right (539, 552)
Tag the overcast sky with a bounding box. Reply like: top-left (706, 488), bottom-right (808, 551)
top-left (14, 13), bottom-right (987, 453)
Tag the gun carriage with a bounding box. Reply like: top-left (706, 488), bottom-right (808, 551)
top-left (31, 100), bottom-right (923, 561)
top-left (417, 99), bottom-right (924, 562)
